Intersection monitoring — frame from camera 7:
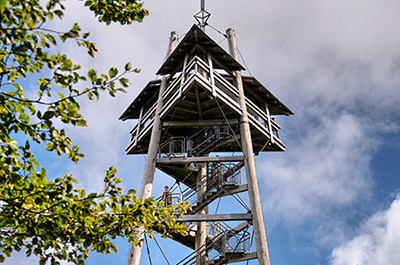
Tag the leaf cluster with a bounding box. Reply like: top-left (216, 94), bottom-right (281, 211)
top-left (0, 166), bottom-right (189, 264)
top-left (84, 0), bottom-right (149, 25)
top-left (0, 0), bottom-right (187, 264)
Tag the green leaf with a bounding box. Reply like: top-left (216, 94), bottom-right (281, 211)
top-left (34, 197), bottom-right (43, 205)
top-left (124, 62), bottom-right (132, 71)
top-left (54, 10), bottom-right (64, 19)
top-left (42, 111), bottom-right (54, 120)
top-left (88, 69), bottom-right (97, 82)
top-left (108, 67), bottom-right (118, 79)
top-left (119, 78), bottom-right (131, 88)
top-left (128, 189), bottom-right (137, 196)
top-left (45, 142), bottom-right (54, 151)
top-left (0, 1), bottom-right (189, 263)
top-left (0, 0), bottom-right (6, 10)
top-left (9, 140), bottom-right (18, 151)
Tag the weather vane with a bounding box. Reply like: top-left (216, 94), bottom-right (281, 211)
top-left (193, 0), bottom-right (211, 31)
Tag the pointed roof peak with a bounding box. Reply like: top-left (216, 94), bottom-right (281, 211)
top-left (156, 24), bottom-right (245, 75)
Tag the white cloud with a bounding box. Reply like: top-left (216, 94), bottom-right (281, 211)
top-left (330, 194), bottom-right (400, 265)
top-left (248, 2), bottom-right (400, 251)
top-left (1, 252), bottom-right (71, 265)
top-left (260, 112), bottom-right (373, 225)
top-left (2, 252), bottom-right (37, 265)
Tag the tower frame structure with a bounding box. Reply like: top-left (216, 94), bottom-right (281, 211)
top-left (122, 24), bottom-right (293, 265)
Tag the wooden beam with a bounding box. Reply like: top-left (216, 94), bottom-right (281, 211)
top-left (163, 112), bottom-right (188, 120)
top-left (194, 86), bottom-right (203, 120)
top-left (175, 107), bottom-right (198, 115)
top-left (231, 220), bottom-right (250, 233)
top-left (214, 136), bottom-right (241, 149)
top-left (157, 156), bottom-right (244, 164)
top-left (211, 56), bottom-right (234, 76)
top-left (127, 31), bottom-right (179, 265)
top-left (195, 163), bottom-right (207, 265)
top-left (194, 29), bottom-right (199, 43)
top-left (203, 106), bottom-right (220, 115)
top-left (163, 119), bottom-right (238, 127)
top-left (176, 213), bottom-right (252, 222)
top-left (221, 184), bottom-right (248, 197)
top-left (226, 252), bottom-right (258, 264)
top-left (180, 100), bottom-right (197, 107)
top-left (227, 28), bottom-right (271, 265)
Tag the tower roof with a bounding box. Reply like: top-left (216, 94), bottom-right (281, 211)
top-left (157, 24), bottom-right (245, 75)
top-left (119, 80), bottom-right (161, 121)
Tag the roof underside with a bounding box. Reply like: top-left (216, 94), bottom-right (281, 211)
top-left (119, 75), bottom-right (292, 120)
top-left (119, 80), bottom-right (161, 121)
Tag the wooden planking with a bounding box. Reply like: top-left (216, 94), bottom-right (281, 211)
top-left (163, 119), bottom-right (238, 127)
top-left (226, 252), bottom-right (258, 264)
top-left (176, 213), bottom-right (252, 222)
top-left (157, 156), bottom-right (244, 164)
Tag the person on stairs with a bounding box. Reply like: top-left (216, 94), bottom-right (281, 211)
top-left (162, 185), bottom-right (172, 206)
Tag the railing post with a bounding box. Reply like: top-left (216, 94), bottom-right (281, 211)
top-left (180, 53), bottom-right (189, 97)
top-left (207, 52), bottom-right (216, 97)
top-left (265, 102), bottom-right (274, 144)
top-left (134, 106), bottom-right (144, 146)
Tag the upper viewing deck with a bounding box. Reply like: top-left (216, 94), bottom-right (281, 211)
top-left (120, 25), bottom-right (293, 156)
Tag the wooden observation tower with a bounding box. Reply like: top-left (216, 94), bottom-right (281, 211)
top-left (121, 3), bottom-right (293, 265)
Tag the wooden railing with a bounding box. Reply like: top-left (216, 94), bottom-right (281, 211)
top-left (127, 55), bottom-right (284, 152)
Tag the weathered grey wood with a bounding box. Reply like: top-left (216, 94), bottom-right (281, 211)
top-left (202, 106), bottom-right (220, 115)
top-left (134, 106), bottom-right (144, 146)
top-left (226, 252), bottom-right (258, 264)
top-left (265, 101), bottom-right (274, 144)
top-left (176, 213), bottom-right (252, 222)
top-left (180, 53), bottom-right (188, 97)
top-left (163, 119), bottom-right (238, 127)
top-left (157, 156), bottom-right (244, 164)
top-left (126, 31), bottom-right (179, 265)
top-left (220, 184), bottom-right (248, 197)
top-left (227, 28), bottom-right (271, 265)
top-left (195, 164), bottom-right (208, 265)
top-left (194, 86), bottom-right (203, 120)
top-left (208, 51), bottom-right (216, 96)
top-left (175, 107), bottom-right (198, 115)
top-left (222, 161), bottom-right (244, 180)
top-left (230, 220), bottom-right (250, 234)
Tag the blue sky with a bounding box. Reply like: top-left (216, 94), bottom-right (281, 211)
top-left (4, 0), bottom-right (400, 264)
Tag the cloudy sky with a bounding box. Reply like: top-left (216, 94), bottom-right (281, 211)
top-left (6, 0), bottom-right (400, 264)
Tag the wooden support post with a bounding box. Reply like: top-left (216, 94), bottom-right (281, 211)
top-left (265, 102), bottom-right (274, 144)
top-left (207, 52), bottom-right (216, 96)
top-left (126, 31), bottom-right (179, 265)
top-left (195, 163), bottom-right (208, 265)
top-left (226, 28), bottom-right (272, 265)
top-left (180, 53), bottom-right (188, 97)
top-left (194, 86), bottom-right (204, 120)
top-left (176, 213), bottom-right (253, 222)
top-left (156, 155), bottom-right (244, 164)
top-left (134, 106), bottom-right (144, 146)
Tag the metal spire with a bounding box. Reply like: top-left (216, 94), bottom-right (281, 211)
top-left (193, 0), bottom-right (211, 31)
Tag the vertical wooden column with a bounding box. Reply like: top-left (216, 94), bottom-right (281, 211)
top-left (226, 28), bottom-right (271, 265)
top-left (126, 31), bottom-right (179, 265)
top-left (195, 163), bottom-right (208, 265)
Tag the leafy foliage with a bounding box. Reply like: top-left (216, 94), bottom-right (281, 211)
top-left (0, 0), bottom-right (188, 264)
top-left (85, 0), bottom-right (149, 25)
